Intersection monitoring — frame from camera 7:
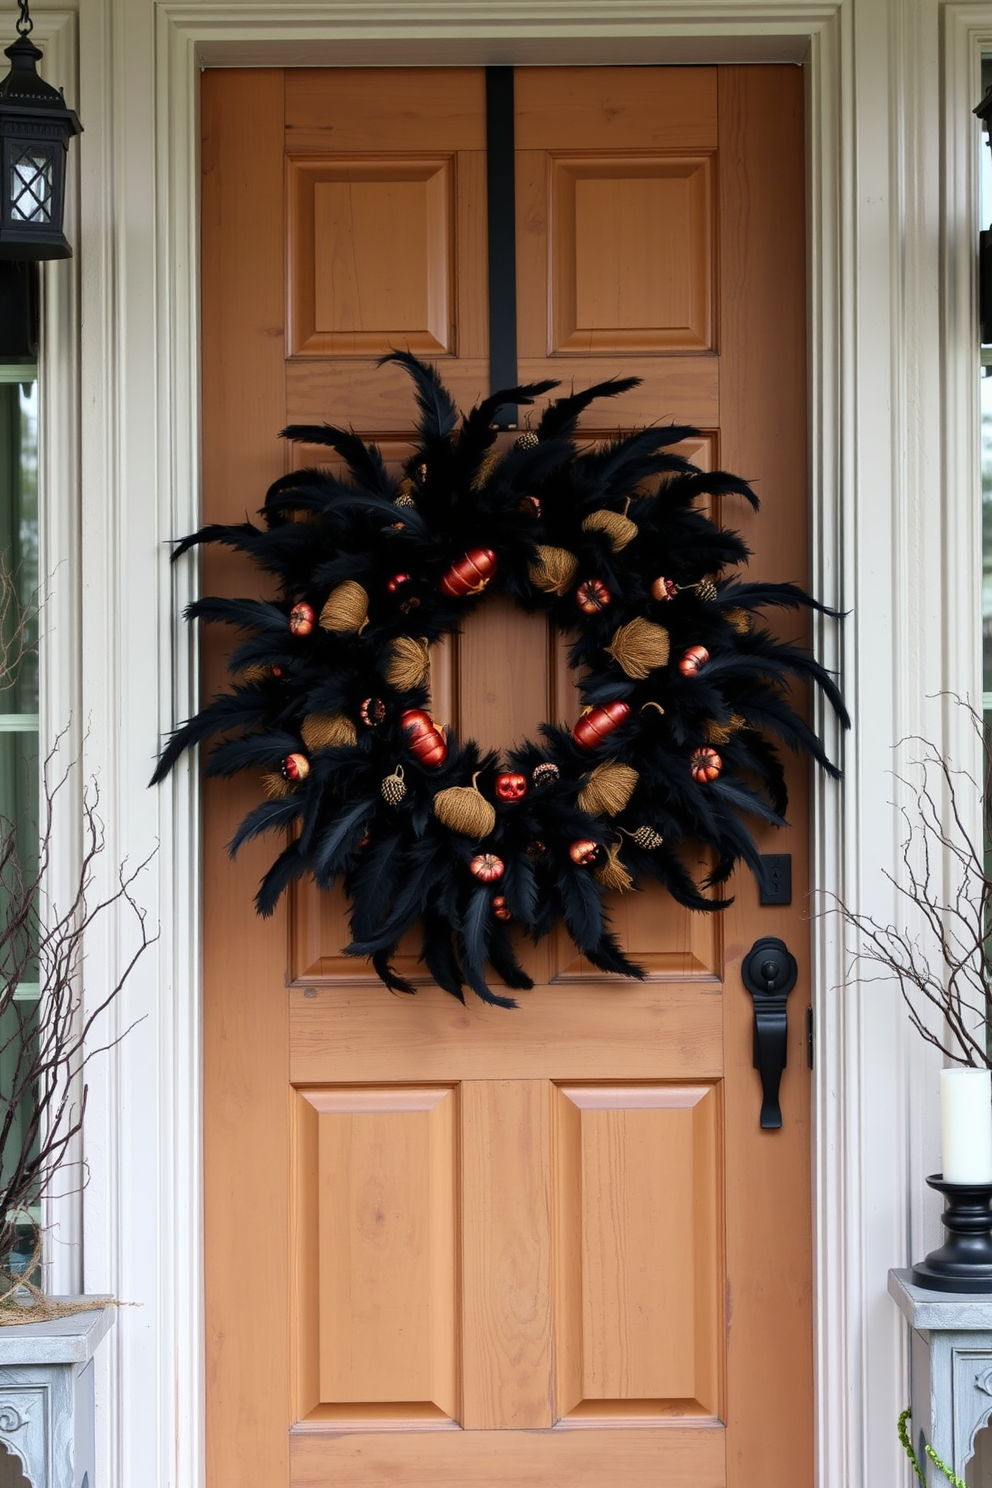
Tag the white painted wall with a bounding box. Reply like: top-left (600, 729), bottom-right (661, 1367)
top-left (23, 0), bottom-right (988, 1482)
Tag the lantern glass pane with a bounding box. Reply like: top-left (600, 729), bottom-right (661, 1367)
top-left (8, 146), bottom-right (53, 225)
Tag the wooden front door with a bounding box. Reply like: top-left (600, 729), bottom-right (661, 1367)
top-left (201, 66), bottom-right (811, 1488)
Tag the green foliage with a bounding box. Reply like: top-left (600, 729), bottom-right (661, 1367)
top-left (899, 1408), bottom-right (969, 1488)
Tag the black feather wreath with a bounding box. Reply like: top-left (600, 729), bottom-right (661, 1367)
top-left (154, 354), bottom-right (848, 1006)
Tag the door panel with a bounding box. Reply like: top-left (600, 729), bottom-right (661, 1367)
top-left (201, 64), bottom-right (812, 1488)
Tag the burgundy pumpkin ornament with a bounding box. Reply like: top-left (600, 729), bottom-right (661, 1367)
top-left (495, 772), bottom-right (527, 801)
top-left (569, 839), bottom-right (602, 866)
top-left (576, 578), bottom-right (612, 615)
top-left (492, 895), bottom-right (512, 921)
top-left (679, 645), bottom-right (710, 678)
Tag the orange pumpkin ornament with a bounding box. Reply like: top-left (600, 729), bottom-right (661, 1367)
top-left (439, 548), bottom-right (497, 598)
top-left (569, 839), bottom-right (602, 866)
top-left (679, 645), bottom-right (710, 677)
top-left (288, 601), bottom-right (315, 636)
top-left (470, 853), bottom-right (505, 883)
top-left (576, 578), bottom-right (612, 614)
top-left (572, 701), bottom-right (631, 750)
top-left (400, 709), bottom-right (448, 768)
top-left (690, 747), bottom-right (722, 783)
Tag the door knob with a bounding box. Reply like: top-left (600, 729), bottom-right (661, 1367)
top-left (741, 936), bottom-right (798, 1130)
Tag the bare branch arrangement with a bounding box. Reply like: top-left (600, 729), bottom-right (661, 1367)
top-left (834, 704), bottom-right (992, 1068)
top-left (0, 746), bottom-right (154, 1278)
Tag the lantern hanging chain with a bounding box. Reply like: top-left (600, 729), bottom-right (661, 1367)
top-left (15, 0), bottom-right (31, 37)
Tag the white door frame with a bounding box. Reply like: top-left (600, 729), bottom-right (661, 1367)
top-left (56, 1), bottom-right (986, 1483)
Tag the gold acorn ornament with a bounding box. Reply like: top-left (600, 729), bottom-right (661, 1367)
top-left (380, 765), bottom-right (407, 805)
top-left (394, 480), bottom-right (417, 510)
top-left (528, 545), bottom-right (578, 596)
top-left (432, 773), bottom-right (497, 838)
top-left (693, 577), bottom-right (718, 603)
top-left (531, 761), bottom-right (560, 791)
top-left (606, 618), bottom-right (671, 679)
top-left (627, 824), bottom-right (665, 850)
top-left (301, 713), bottom-right (358, 751)
top-left (581, 499), bottom-right (637, 552)
top-left (320, 580), bottom-right (369, 634)
top-left (515, 430), bottom-right (539, 451)
top-left (385, 635), bottom-right (431, 692)
top-left (577, 760), bottom-right (639, 816)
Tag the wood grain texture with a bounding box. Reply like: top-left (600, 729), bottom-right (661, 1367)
top-left (201, 68), bottom-right (292, 1488)
top-left (554, 1084), bottom-right (723, 1419)
top-left (461, 1081), bottom-right (553, 1429)
top-left (290, 1425), bottom-right (726, 1486)
top-left (715, 66), bottom-right (814, 1488)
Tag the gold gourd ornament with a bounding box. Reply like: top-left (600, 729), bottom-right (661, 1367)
top-left (432, 772), bottom-right (497, 838)
top-left (528, 545), bottom-right (579, 596)
top-left (595, 840), bottom-right (635, 893)
top-left (581, 498), bottom-right (638, 552)
top-left (606, 618), bottom-right (671, 679)
top-left (385, 635), bottom-right (431, 692)
top-left (301, 712), bottom-right (358, 751)
top-left (577, 760), bottom-right (639, 816)
top-left (319, 580), bottom-right (369, 634)
top-left (380, 766), bottom-right (407, 805)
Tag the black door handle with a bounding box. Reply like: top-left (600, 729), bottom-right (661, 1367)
top-left (741, 937), bottom-right (798, 1130)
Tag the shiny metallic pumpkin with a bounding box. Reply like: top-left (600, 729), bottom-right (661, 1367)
top-left (678, 645), bottom-right (710, 677)
top-left (576, 578), bottom-right (612, 615)
top-left (470, 853), bottom-right (505, 883)
top-left (572, 701), bottom-right (631, 750)
top-left (289, 601), bottom-right (315, 636)
top-left (495, 772), bottom-right (527, 801)
top-left (569, 839), bottom-right (602, 866)
top-left (492, 894), bottom-right (512, 921)
top-left (439, 547), bottom-right (498, 599)
top-left (690, 747), bottom-right (722, 783)
top-left (400, 709), bottom-right (448, 768)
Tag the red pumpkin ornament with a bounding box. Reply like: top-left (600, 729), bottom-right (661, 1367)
top-left (651, 577), bottom-right (678, 602)
top-left (360, 696), bottom-right (387, 727)
top-left (495, 772), bottom-right (527, 801)
top-left (572, 701), bottom-right (631, 750)
top-left (492, 895), bottom-right (512, 921)
top-left (281, 752), bottom-right (310, 783)
top-left (576, 578), bottom-right (612, 615)
top-left (569, 839), bottom-right (602, 866)
top-left (439, 548), bottom-right (498, 599)
top-left (400, 709), bottom-right (448, 768)
top-left (470, 853), bottom-right (505, 883)
top-left (289, 601), bottom-right (315, 636)
top-left (690, 747), bottom-right (722, 783)
top-left (388, 573), bottom-right (421, 613)
top-left (678, 645), bottom-right (710, 677)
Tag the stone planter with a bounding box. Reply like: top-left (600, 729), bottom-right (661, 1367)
top-left (0, 1305), bottom-right (113, 1488)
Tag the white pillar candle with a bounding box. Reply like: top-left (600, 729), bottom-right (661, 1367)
top-left (941, 1068), bottom-right (992, 1184)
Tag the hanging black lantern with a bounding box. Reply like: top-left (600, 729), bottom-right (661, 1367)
top-left (0, 0), bottom-right (80, 261)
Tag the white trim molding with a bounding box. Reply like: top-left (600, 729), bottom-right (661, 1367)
top-left (59, 1), bottom-right (986, 1483)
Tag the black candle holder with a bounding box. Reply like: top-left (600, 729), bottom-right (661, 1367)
top-left (912, 1175), bottom-right (992, 1293)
